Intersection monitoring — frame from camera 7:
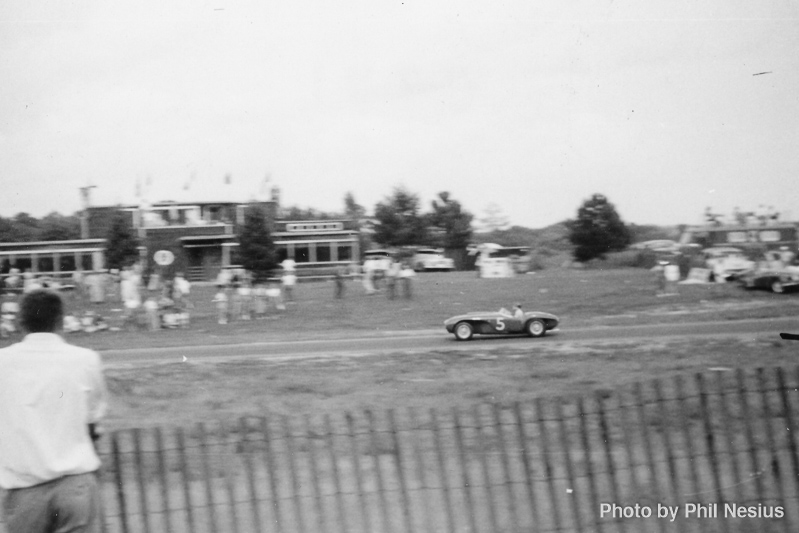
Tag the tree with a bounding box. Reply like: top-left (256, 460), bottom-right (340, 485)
top-left (343, 191), bottom-right (366, 220)
top-left (428, 192), bottom-right (473, 249)
top-left (39, 212), bottom-right (81, 241)
top-left (105, 212), bottom-right (140, 270)
top-left (567, 194), bottom-right (632, 262)
top-left (373, 187), bottom-right (428, 246)
top-left (237, 205), bottom-right (277, 281)
top-left (477, 203), bottom-right (511, 233)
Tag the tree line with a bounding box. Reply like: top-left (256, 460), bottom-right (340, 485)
top-left (1, 190), bottom-right (639, 280)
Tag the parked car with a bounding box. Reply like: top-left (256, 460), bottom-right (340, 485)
top-left (444, 309), bottom-right (559, 341)
top-left (739, 267), bottom-right (799, 294)
top-left (412, 248), bottom-right (455, 272)
top-left (702, 247), bottom-right (755, 281)
top-left (362, 249), bottom-right (394, 272)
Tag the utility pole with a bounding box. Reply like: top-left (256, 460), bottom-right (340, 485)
top-left (79, 185), bottom-right (97, 239)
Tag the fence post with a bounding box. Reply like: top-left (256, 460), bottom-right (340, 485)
top-left (111, 432), bottom-right (130, 533)
top-left (407, 407), bottom-right (435, 533)
top-left (346, 411), bottom-right (373, 533)
top-left (776, 367), bottom-right (799, 520)
top-left (672, 375), bottom-right (706, 533)
top-left (713, 371), bottom-right (745, 507)
top-left (304, 414), bottom-right (329, 533)
top-left (282, 415), bottom-right (307, 533)
top-left (576, 396), bottom-right (603, 533)
top-left (617, 391), bottom-right (641, 511)
top-left (260, 416), bottom-right (284, 533)
top-left (513, 402), bottom-right (540, 532)
top-left (132, 428), bottom-right (152, 533)
top-left (429, 407), bottom-right (457, 533)
top-left (492, 403), bottom-right (521, 533)
top-left (153, 426), bottom-right (172, 533)
top-left (472, 404), bottom-right (500, 533)
top-left (756, 367), bottom-right (791, 533)
top-left (218, 420), bottom-right (241, 533)
top-left (324, 414), bottom-right (349, 533)
top-left (695, 374), bottom-right (725, 514)
top-left (632, 383), bottom-right (667, 533)
top-left (535, 397), bottom-right (562, 532)
top-left (735, 369), bottom-right (766, 507)
top-left (174, 426), bottom-right (195, 533)
top-left (238, 418), bottom-right (263, 533)
top-left (554, 398), bottom-right (583, 533)
top-left (196, 422), bottom-right (219, 533)
top-left (596, 392), bottom-right (626, 533)
top-left (388, 408), bottom-right (415, 533)
top-left (367, 409), bottom-right (393, 533)
top-left (653, 379), bottom-right (682, 505)
top-left (452, 406), bottom-right (479, 533)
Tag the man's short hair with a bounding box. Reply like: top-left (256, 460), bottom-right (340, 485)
top-left (20, 289), bottom-right (64, 333)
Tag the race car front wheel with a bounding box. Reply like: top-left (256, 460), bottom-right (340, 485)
top-left (454, 322), bottom-right (474, 341)
top-left (526, 319), bottom-right (546, 338)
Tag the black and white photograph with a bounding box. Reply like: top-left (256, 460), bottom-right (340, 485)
top-left (1, 2), bottom-right (798, 532)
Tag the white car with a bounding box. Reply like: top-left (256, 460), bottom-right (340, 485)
top-left (703, 247), bottom-right (755, 281)
top-left (412, 248), bottom-right (455, 272)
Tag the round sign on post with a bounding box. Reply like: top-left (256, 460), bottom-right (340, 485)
top-left (153, 250), bottom-right (175, 266)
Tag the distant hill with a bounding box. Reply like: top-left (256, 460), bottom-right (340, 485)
top-left (472, 221), bottom-right (683, 269)
top-left (472, 222), bottom-right (571, 250)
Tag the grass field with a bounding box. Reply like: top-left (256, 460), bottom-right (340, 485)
top-left (14, 268), bottom-right (786, 431)
top-left (3, 269), bottom-right (797, 352)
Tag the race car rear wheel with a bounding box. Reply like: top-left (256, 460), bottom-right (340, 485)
top-left (772, 281), bottom-right (785, 294)
top-left (525, 319), bottom-right (546, 338)
top-left (454, 322), bottom-right (474, 341)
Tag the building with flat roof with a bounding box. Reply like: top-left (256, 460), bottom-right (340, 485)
top-left (0, 193), bottom-right (360, 281)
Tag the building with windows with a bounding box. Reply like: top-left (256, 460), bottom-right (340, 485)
top-left (0, 196), bottom-right (360, 281)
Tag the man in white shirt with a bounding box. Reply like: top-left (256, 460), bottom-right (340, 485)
top-left (0, 289), bottom-right (108, 533)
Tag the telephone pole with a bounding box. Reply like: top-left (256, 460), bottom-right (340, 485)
top-left (79, 185), bottom-right (97, 239)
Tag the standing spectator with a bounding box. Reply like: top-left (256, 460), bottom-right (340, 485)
top-left (5, 268), bottom-right (21, 291)
top-left (120, 269), bottom-right (142, 329)
top-left (87, 273), bottom-right (105, 304)
top-left (664, 262), bottom-right (681, 295)
top-left (0, 289), bottom-right (108, 533)
top-left (253, 283), bottom-right (268, 318)
top-left (651, 261), bottom-right (667, 296)
top-left (212, 286), bottom-right (229, 325)
top-left (143, 294), bottom-right (160, 331)
top-left (215, 268), bottom-right (232, 289)
top-left (282, 270), bottom-right (297, 302)
top-left (334, 267), bottom-right (347, 299)
top-left (173, 272), bottom-right (191, 306)
top-left (362, 258), bottom-right (376, 295)
top-left (266, 280), bottom-right (285, 312)
top-left (22, 270), bottom-right (37, 293)
top-left (238, 275), bottom-right (253, 320)
top-left (71, 270), bottom-right (85, 301)
top-left (281, 258), bottom-right (297, 273)
top-left (1, 293), bottom-right (19, 338)
top-left (172, 272), bottom-right (192, 325)
top-left (385, 261), bottom-right (401, 300)
top-left (399, 262), bottom-right (415, 299)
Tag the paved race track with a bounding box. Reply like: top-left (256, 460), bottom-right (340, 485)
top-left (101, 317), bottom-right (799, 366)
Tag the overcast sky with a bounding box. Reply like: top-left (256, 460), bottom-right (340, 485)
top-left (1, 1), bottom-right (797, 228)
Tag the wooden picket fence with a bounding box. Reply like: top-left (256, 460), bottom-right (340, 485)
top-left (3, 366), bottom-right (799, 533)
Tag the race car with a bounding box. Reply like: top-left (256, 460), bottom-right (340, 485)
top-left (444, 309), bottom-right (559, 341)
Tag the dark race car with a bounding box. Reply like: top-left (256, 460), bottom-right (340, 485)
top-left (444, 310), bottom-right (559, 341)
